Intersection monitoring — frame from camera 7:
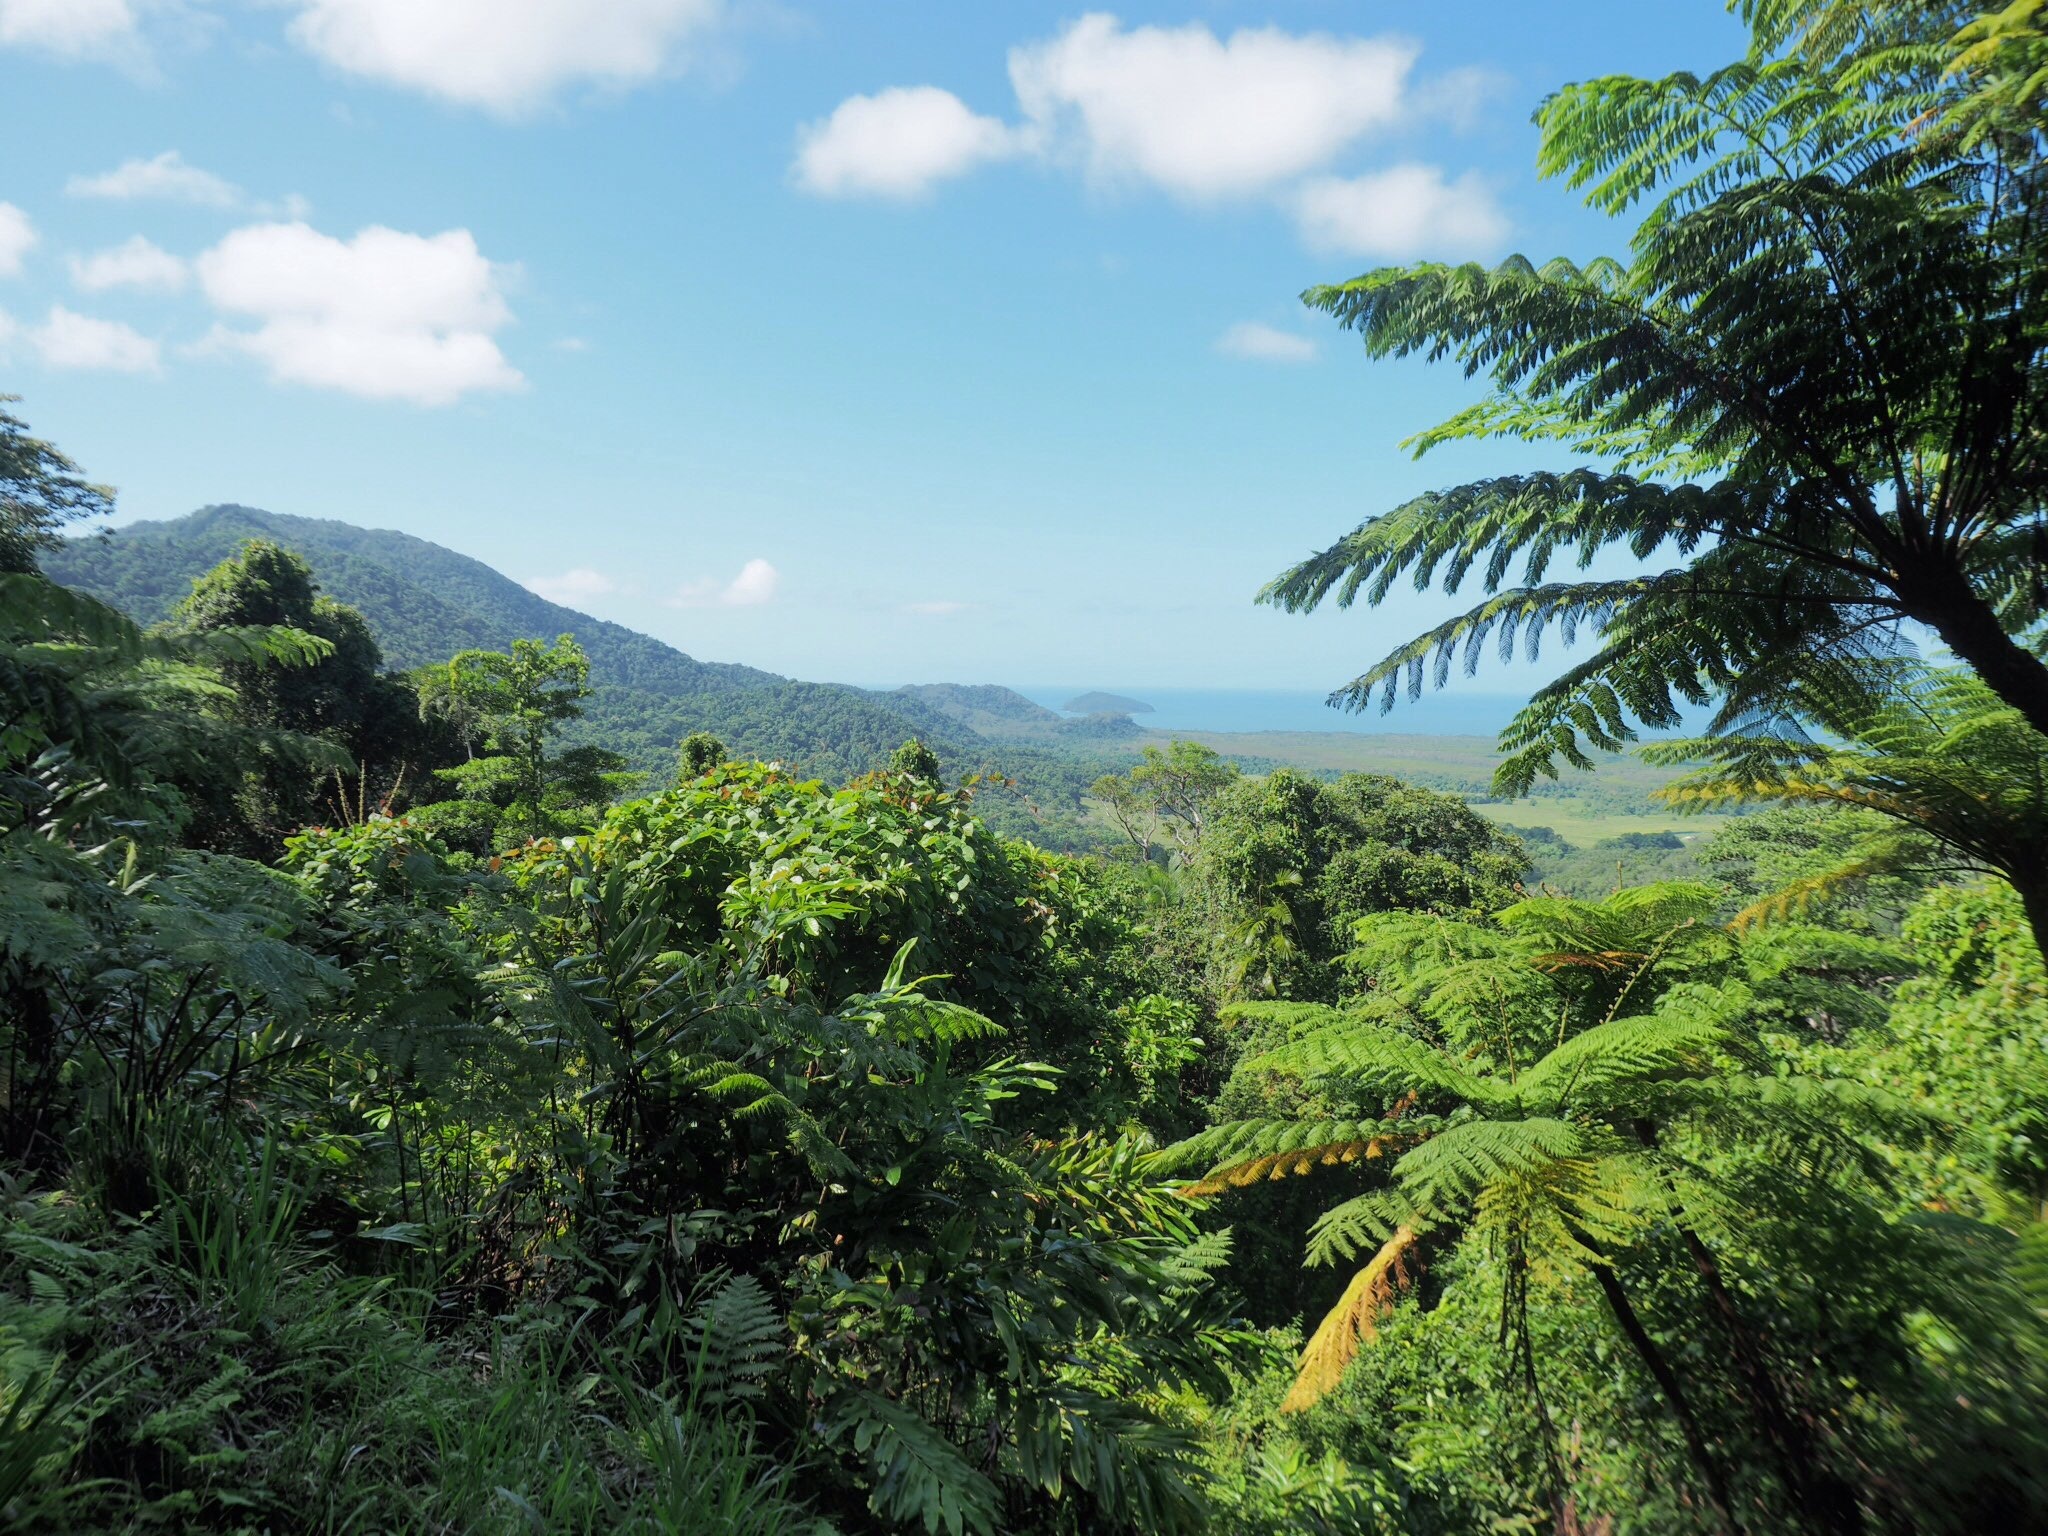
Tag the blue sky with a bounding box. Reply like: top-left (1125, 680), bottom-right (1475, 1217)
top-left (0, 2), bottom-right (1746, 696)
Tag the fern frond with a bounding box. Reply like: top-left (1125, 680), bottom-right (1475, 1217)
top-left (1181, 1134), bottom-right (1412, 1198)
top-left (1165, 1115), bottom-right (1431, 1186)
top-left (1726, 832), bottom-right (1929, 931)
top-left (1281, 1225), bottom-right (1419, 1412)
top-left (1246, 1023), bottom-right (1503, 1110)
top-left (833, 1389), bottom-right (1002, 1536)
top-left (1513, 1007), bottom-right (1743, 1112)
top-left (1392, 1117), bottom-right (1586, 1218)
top-left (684, 1274), bottom-right (783, 1409)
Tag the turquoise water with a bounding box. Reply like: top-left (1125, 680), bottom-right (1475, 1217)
top-left (1012, 686), bottom-right (1527, 737)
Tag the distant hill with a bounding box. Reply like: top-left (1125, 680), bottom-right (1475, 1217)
top-left (46, 505), bottom-right (966, 784)
top-left (44, 506), bottom-right (1135, 848)
top-left (890, 684), bottom-right (1061, 735)
top-left (1061, 691), bottom-right (1154, 716)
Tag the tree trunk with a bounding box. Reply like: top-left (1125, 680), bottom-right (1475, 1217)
top-left (1588, 1260), bottom-right (1746, 1536)
top-left (1632, 1120), bottom-right (1864, 1536)
top-left (1671, 1222), bottom-right (1864, 1536)
top-left (1905, 567), bottom-right (2048, 740)
top-left (2009, 874), bottom-right (2048, 977)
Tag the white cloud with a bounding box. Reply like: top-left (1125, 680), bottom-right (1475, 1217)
top-left (68, 151), bottom-right (243, 208)
top-left (671, 558), bottom-right (779, 609)
top-left (70, 235), bottom-right (187, 293)
top-left (553, 335), bottom-right (590, 352)
top-left (285, 0), bottom-right (725, 114)
top-left (0, 0), bottom-right (136, 58)
top-left (903, 599), bottom-right (969, 617)
top-left (790, 16), bottom-right (1504, 254)
top-left (30, 306), bottom-right (161, 373)
top-left (1216, 321), bottom-right (1317, 364)
top-left (0, 203), bottom-right (35, 277)
top-left (195, 221), bottom-right (523, 406)
top-left (0, 307), bottom-right (16, 347)
top-left (1291, 166), bottom-right (1507, 259)
top-left (1008, 15), bottom-right (1415, 200)
top-left (795, 87), bottom-right (1021, 201)
top-left (524, 567), bottom-right (615, 604)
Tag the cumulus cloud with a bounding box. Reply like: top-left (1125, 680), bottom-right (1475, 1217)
top-left (30, 306), bottom-right (161, 373)
top-left (70, 235), bottom-right (187, 293)
top-left (1008, 15), bottom-right (1414, 200)
top-left (195, 221), bottom-right (523, 406)
top-left (790, 14), bottom-right (1505, 257)
top-left (1216, 321), bottom-right (1316, 364)
top-left (0, 0), bottom-right (136, 58)
top-left (671, 558), bottom-right (779, 609)
top-left (68, 151), bottom-right (243, 208)
top-left (903, 599), bottom-right (969, 616)
top-left (0, 203), bottom-right (35, 277)
top-left (795, 87), bottom-right (1021, 201)
top-left (524, 567), bottom-right (616, 604)
top-left (285, 0), bottom-right (725, 114)
top-left (1291, 166), bottom-right (1507, 258)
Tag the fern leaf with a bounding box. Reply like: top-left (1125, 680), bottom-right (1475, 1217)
top-left (1281, 1225), bottom-right (1419, 1413)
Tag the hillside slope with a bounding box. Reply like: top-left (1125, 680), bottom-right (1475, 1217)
top-left (46, 505), bottom-right (961, 783)
top-left (49, 505), bottom-right (780, 687)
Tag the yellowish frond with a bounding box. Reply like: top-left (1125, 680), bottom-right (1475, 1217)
top-left (1281, 1224), bottom-right (1418, 1413)
top-left (1727, 838), bottom-right (1922, 933)
top-left (1180, 1138), bottom-right (1397, 1199)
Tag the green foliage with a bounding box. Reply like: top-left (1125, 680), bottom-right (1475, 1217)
top-left (413, 633), bottom-right (635, 848)
top-left (1650, 661), bottom-right (2048, 953)
top-left (677, 730), bottom-right (729, 779)
top-left (1187, 769), bottom-right (1530, 1001)
top-left (889, 736), bottom-right (943, 782)
top-left (165, 538), bottom-right (455, 850)
top-left (15, 374), bottom-right (2048, 1536)
top-left (1092, 740), bottom-right (1240, 865)
top-left (0, 398), bottom-right (112, 577)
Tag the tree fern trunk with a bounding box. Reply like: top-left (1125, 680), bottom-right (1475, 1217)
top-left (1670, 1222), bottom-right (1864, 1536)
top-left (1587, 1260), bottom-right (1745, 1536)
top-left (1905, 566), bottom-right (2048, 742)
top-left (2011, 874), bottom-right (2048, 974)
top-left (1633, 1119), bottom-right (1865, 1536)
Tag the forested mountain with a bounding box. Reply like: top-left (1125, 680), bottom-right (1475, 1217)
top-left (46, 505), bottom-right (976, 784)
top-left (47, 504), bottom-right (776, 686)
top-left (889, 682), bottom-right (1061, 731)
top-left (1062, 690), bottom-right (1154, 715)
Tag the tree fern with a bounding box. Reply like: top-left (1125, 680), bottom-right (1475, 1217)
top-left (1170, 881), bottom-right (1907, 1536)
top-left (1261, 3), bottom-right (2048, 791)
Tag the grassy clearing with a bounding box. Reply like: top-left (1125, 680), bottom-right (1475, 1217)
top-left (1473, 800), bottom-right (1732, 845)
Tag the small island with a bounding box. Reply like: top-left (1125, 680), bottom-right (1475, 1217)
top-left (1060, 690), bottom-right (1155, 715)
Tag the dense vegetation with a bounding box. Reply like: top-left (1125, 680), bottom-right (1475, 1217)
top-left (8, 3), bottom-right (2048, 1532)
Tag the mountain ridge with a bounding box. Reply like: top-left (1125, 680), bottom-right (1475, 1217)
top-left (44, 505), bottom-right (971, 780)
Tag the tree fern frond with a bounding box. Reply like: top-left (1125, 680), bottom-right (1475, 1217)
top-left (1513, 1008), bottom-right (1744, 1111)
top-left (1281, 1226), bottom-right (1419, 1413)
top-left (1392, 1117), bottom-right (1586, 1218)
top-left (1245, 1024), bottom-right (1503, 1110)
